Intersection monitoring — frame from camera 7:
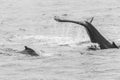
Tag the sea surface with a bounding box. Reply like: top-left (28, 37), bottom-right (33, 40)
top-left (0, 0), bottom-right (120, 80)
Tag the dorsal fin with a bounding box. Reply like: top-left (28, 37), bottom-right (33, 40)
top-left (22, 46), bottom-right (39, 56)
top-left (24, 46), bottom-right (28, 50)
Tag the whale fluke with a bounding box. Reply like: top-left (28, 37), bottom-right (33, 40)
top-left (54, 17), bottom-right (118, 49)
top-left (89, 17), bottom-right (94, 23)
top-left (19, 46), bottom-right (39, 56)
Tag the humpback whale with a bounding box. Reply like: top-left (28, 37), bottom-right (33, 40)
top-left (19, 46), bottom-right (39, 56)
top-left (54, 16), bottom-right (118, 49)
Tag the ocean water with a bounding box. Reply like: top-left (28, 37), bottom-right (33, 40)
top-left (0, 0), bottom-right (120, 80)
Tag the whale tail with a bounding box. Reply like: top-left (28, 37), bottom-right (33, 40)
top-left (54, 16), bottom-right (118, 49)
